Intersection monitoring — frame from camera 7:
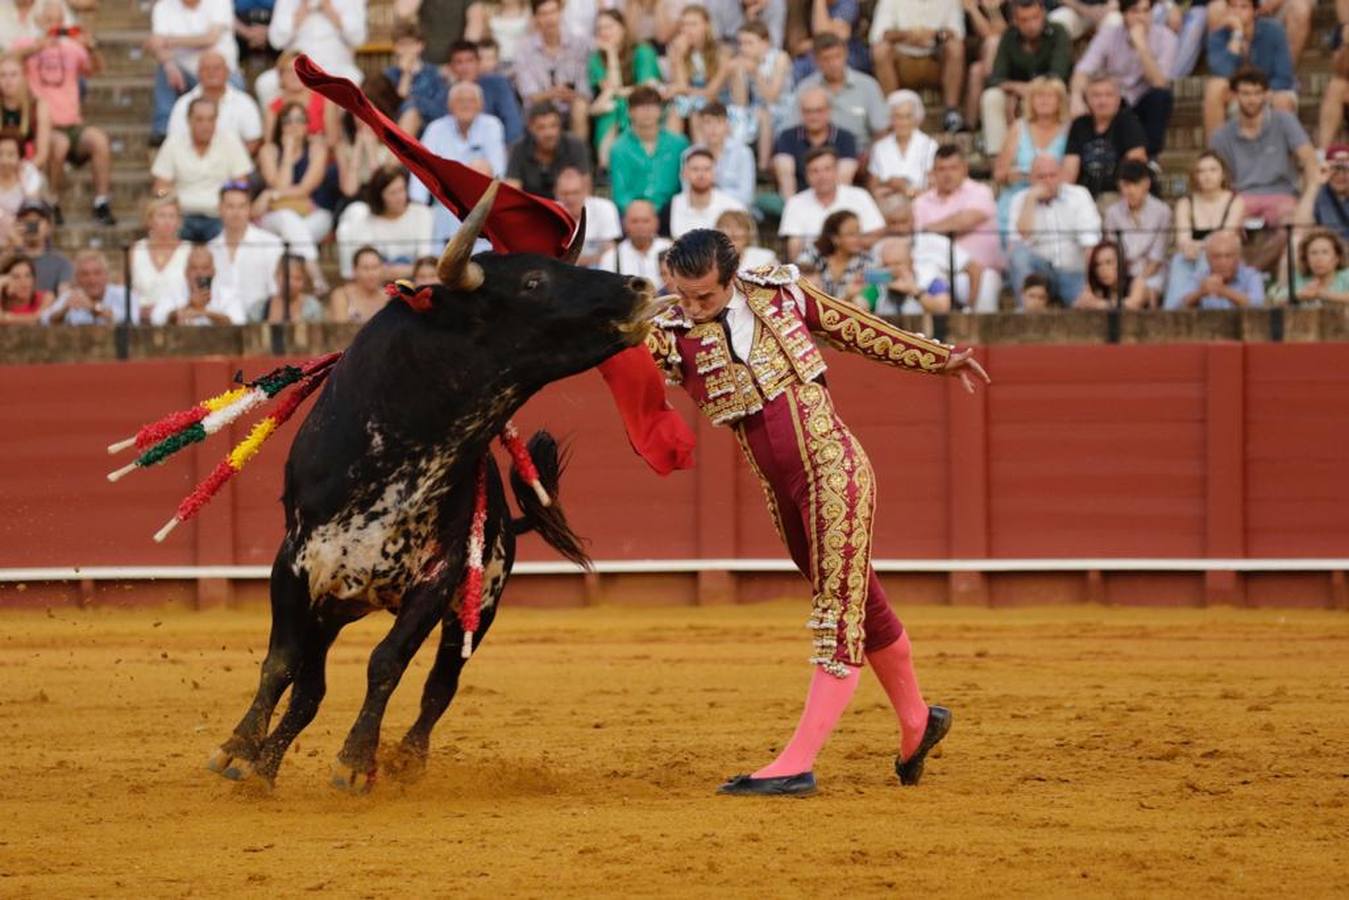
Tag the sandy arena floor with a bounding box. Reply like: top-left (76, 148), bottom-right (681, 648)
top-left (1, 600), bottom-right (1346, 898)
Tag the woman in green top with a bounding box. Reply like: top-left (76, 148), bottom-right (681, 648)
top-left (589, 9), bottom-right (662, 167)
top-left (1292, 229), bottom-right (1349, 306)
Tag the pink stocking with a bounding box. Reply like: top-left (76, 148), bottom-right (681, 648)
top-left (866, 631), bottom-right (929, 760)
top-left (752, 665), bottom-right (861, 778)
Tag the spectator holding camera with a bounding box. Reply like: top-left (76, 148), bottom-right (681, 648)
top-left (42, 250), bottom-right (133, 325)
top-left (151, 242), bottom-right (246, 325)
top-left (10, 199), bottom-right (69, 295)
top-left (259, 0), bottom-right (366, 106)
top-left (869, 0), bottom-right (966, 133)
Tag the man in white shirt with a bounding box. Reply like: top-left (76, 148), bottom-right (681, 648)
top-left (209, 183), bottom-right (284, 320)
top-left (779, 146), bottom-right (885, 260)
top-left (151, 243), bottom-right (247, 325)
top-left (410, 81), bottom-right (507, 245)
top-left (146, 0), bottom-right (238, 141)
top-left (150, 97), bottom-right (255, 242)
top-left (1007, 154), bottom-right (1102, 307)
top-left (166, 50), bottom-right (263, 155)
top-left (258, 0), bottom-right (366, 106)
top-left (869, 0), bottom-right (967, 132)
top-left (555, 167), bottom-right (622, 269)
top-left (669, 147), bottom-right (746, 239)
top-left (599, 199), bottom-right (670, 280)
top-left (42, 251), bottom-right (135, 326)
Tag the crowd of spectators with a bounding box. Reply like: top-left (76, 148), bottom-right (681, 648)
top-left (3, 0), bottom-right (1349, 327)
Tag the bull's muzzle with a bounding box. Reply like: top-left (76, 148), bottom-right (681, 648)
top-left (617, 279), bottom-right (674, 341)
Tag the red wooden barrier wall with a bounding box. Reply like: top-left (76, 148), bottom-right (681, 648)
top-left (2, 343), bottom-right (1347, 607)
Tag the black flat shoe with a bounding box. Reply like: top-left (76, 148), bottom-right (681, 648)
top-left (717, 771), bottom-right (817, 796)
top-left (895, 705), bottom-right (952, 786)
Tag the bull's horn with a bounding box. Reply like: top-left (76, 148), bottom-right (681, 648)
top-left (438, 180), bottom-right (500, 291)
top-left (559, 207), bottom-right (587, 265)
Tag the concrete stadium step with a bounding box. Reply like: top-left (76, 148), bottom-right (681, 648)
top-left (51, 219), bottom-right (142, 252)
top-left (105, 123), bottom-right (156, 164)
top-left (55, 169), bottom-right (151, 209)
top-left (83, 77), bottom-right (155, 125)
top-left (88, 0), bottom-right (151, 31)
top-left (95, 31), bottom-right (159, 78)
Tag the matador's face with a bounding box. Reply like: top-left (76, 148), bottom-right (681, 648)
top-left (670, 268), bottom-right (734, 324)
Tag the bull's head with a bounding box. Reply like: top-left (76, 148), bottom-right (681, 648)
top-left (418, 182), bottom-right (669, 392)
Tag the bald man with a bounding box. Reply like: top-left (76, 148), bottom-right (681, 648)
top-left (1165, 231), bottom-right (1265, 309)
top-left (1008, 154), bottom-right (1102, 307)
top-left (410, 79), bottom-right (507, 244)
top-left (166, 50), bottom-right (263, 154)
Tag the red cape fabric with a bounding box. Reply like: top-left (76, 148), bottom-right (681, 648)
top-left (295, 55), bottom-right (694, 474)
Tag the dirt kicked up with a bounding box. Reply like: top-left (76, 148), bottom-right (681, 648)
top-left (1, 600), bottom-right (1346, 897)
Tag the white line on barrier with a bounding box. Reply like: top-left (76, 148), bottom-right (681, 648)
top-left (0, 558), bottom-right (1345, 582)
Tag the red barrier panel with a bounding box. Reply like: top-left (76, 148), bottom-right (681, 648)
top-left (2, 343), bottom-right (1348, 574)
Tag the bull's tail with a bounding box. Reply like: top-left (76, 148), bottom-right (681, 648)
top-left (509, 430), bottom-right (592, 571)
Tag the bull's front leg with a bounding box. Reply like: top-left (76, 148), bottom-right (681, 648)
top-left (330, 585), bottom-right (445, 793)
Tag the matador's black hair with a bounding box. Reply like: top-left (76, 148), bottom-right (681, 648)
top-left (666, 228), bottom-right (740, 286)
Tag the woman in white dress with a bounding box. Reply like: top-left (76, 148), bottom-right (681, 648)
top-left (867, 90), bottom-right (938, 200)
top-left (129, 195), bottom-right (192, 325)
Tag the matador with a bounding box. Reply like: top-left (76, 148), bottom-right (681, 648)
top-left (646, 229), bottom-right (990, 796)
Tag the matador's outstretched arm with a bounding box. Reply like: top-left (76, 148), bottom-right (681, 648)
top-left (796, 278), bottom-right (953, 374)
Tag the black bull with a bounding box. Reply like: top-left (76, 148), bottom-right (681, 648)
top-left (206, 190), bottom-right (664, 790)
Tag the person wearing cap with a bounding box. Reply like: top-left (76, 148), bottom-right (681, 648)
top-left (1300, 145), bottom-right (1349, 243)
top-left (9, 198), bottom-right (71, 295)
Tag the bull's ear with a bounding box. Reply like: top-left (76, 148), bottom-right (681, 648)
top-left (559, 207), bottom-right (587, 265)
top-left (439, 180), bottom-right (499, 291)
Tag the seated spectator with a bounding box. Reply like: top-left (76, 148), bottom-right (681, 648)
top-left (333, 111), bottom-right (397, 212)
top-left (1165, 150), bottom-right (1244, 307)
top-left (1019, 271), bottom-right (1056, 311)
top-left (801, 209), bottom-right (869, 305)
top-left (980, 0), bottom-right (1072, 160)
top-left (1102, 160), bottom-right (1169, 308)
top-left (554, 166), bottom-right (621, 266)
top-left (718, 207), bottom-right (778, 270)
top-left (12, 1), bottom-right (114, 224)
top-left (152, 243), bottom-right (246, 325)
top-left (328, 245), bottom-right (388, 323)
top-left (337, 166), bottom-right (435, 279)
top-left (705, 0), bottom-right (787, 49)
top-left (726, 22), bottom-right (791, 171)
top-left (599, 198), bottom-right (670, 279)
top-left (395, 37), bottom-right (524, 143)
top-left (1288, 228), bottom-right (1349, 305)
top-left (669, 146), bottom-right (746, 238)
top-left (696, 102), bottom-right (754, 208)
top-left (413, 81), bottom-right (506, 244)
top-left (779, 145), bottom-right (884, 260)
top-left (609, 86), bottom-right (689, 213)
top-left (250, 253), bottom-right (325, 322)
top-left (588, 9), bottom-right (661, 164)
top-left (262, 50), bottom-right (329, 140)
top-left (0, 57), bottom-right (52, 189)
top-left (0, 252), bottom-right (48, 322)
top-left (505, 102), bottom-right (591, 197)
top-left (1070, 0), bottom-right (1175, 160)
top-left (1210, 67), bottom-right (1314, 237)
top-left (619, 0), bottom-right (680, 50)
top-left (464, 0), bottom-right (532, 69)
top-left (0, 131), bottom-right (43, 236)
top-left (995, 75), bottom-right (1070, 237)
top-left (151, 97), bottom-right (253, 242)
top-left (875, 191), bottom-right (987, 313)
top-left (784, 0), bottom-right (869, 82)
top-left (258, 0), bottom-right (366, 107)
top-left (868, 90), bottom-right (938, 200)
top-left (233, 0), bottom-right (275, 68)
top-left (1256, 0), bottom-right (1313, 62)
top-left (665, 4), bottom-right (730, 137)
top-left (42, 250), bottom-right (133, 325)
top-left (130, 195), bottom-right (191, 323)
top-left (771, 86), bottom-right (858, 198)
top-left (10, 199), bottom-right (69, 295)
top-left (962, 0), bottom-right (1008, 134)
top-left (1074, 240), bottom-right (1151, 309)
top-left (1063, 74), bottom-right (1147, 203)
top-left (252, 100), bottom-right (333, 289)
top-left (1203, 0), bottom-right (1295, 139)
top-left (167, 50), bottom-right (264, 155)
top-left (868, 0), bottom-right (966, 132)
top-left (1164, 230), bottom-right (1264, 309)
top-left (1047, 0), bottom-right (1113, 41)
top-left (1305, 145), bottom-right (1349, 242)
top-left (210, 181), bottom-right (284, 320)
top-left (0, 0), bottom-right (75, 52)
top-left (513, 0), bottom-right (591, 138)
top-left (1008, 154), bottom-right (1102, 306)
top-left (795, 33), bottom-right (889, 149)
top-left (914, 143), bottom-right (1003, 311)
top-left (144, 0), bottom-right (237, 142)
top-left (411, 255), bottom-right (439, 286)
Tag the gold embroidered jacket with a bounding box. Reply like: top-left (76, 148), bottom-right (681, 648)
top-left (645, 264), bottom-right (953, 426)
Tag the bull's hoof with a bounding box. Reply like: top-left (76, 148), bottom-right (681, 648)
top-left (330, 761), bottom-right (376, 794)
top-left (207, 747), bottom-right (258, 782)
top-left (380, 742), bottom-right (428, 785)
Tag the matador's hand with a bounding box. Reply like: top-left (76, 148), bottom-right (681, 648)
top-left (942, 347), bottom-right (991, 394)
